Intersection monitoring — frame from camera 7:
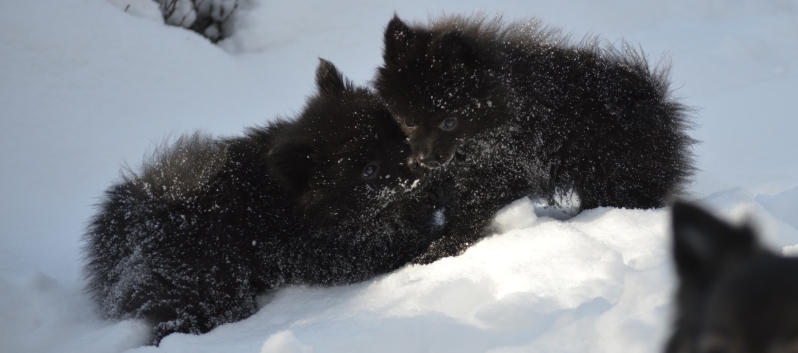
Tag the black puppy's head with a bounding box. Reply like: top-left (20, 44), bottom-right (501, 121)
top-left (269, 59), bottom-right (426, 222)
top-left (375, 15), bottom-right (509, 169)
top-left (668, 201), bottom-right (798, 353)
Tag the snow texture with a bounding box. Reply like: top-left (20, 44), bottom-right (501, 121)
top-left (1, 0), bottom-right (797, 352)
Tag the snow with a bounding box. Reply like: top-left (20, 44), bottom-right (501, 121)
top-left (1, 0), bottom-right (797, 352)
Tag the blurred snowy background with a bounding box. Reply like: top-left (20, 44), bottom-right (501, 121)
top-left (1, 0), bottom-right (797, 352)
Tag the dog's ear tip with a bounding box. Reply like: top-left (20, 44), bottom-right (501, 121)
top-left (383, 15), bottom-right (420, 63)
top-left (317, 57), bottom-right (333, 67)
top-left (387, 14), bottom-right (406, 27)
top-left (315, 59), bottom-right (346, 93)
top-left (385, 15), bottom-right (414, 39)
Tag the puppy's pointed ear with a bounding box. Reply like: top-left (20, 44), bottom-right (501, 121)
top-left (268, 141), bottom-right (316, 198)
top-left (316, 58), bottom-right (347, 94)
top-left (383, 15), bottom-right (422, 65)
top-left (671, 201), bottom-right (760, 280)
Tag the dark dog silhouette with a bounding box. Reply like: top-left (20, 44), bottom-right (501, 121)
top-left (668, 201), bottom-right (798, 353)
top-left (376, 14), bottom-right (695, 262)
top-left (83, 59), bottom-right (442, 344)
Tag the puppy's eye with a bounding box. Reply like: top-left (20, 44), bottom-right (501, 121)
top-left (441, 117), bottom-right (457, 130)
top-left (405, 119), bottom-right (417, 127)
top-left (361, 162), bottom-right (379, 179)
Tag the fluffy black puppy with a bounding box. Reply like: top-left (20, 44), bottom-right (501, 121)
top-left (83, 59), bottom-right (441, 344)
top-left (375, 15), bottom-right (695, 262)
top-left (668, 201), bottom-right (798, 353)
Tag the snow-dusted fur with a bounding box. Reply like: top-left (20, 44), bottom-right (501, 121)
top-left (668, 202), bottom-right (798, 353)
top-left (376, 15), bottom-right (696, 262)
top-left (82, 60), bottom-right (442, 344)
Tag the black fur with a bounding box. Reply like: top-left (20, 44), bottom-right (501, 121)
top-left (667, 201), bottom-right (798, 353)
top-left (82, 59), bottom-right (442, 344)
top-left (375, 14), bottom-right (696, 262)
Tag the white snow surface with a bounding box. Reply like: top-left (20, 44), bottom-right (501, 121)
top-left (1, 0), bottom-right (797, 352)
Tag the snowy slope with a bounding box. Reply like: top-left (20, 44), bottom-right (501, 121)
top-left (0, 0), bottom-right (797, 352)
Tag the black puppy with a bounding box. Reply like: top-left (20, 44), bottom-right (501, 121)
top-left (83, 59), bottom-right (441, 344)
top-left (668, 201), bottom-right (798, 353)
top-left (376, 14), bottom-right (695, 262)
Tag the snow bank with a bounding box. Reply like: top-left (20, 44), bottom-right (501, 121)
top-left (5, 189), bottom-right (792, 353)
top-left (0, 272), bottom-right (149, 353)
